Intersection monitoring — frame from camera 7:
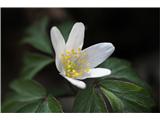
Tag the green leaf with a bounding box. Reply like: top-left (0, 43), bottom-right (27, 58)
top-left (73, 86), bottom-right (108, 112)
top-left (37, 100), bottom-right (50, 112)
top-left (100, 79), bottom-right (143, 93)
top-left (97, 58), bottom-right (154, 112)
top-left (17, 100), bottom-right (41, 113)
top-left (100, 87), bottom-right (124, 112)
top-left (1, 92), bottom-right (40, 113)
top-left (17, 95), bottom-right (63, 113)
top-left (3, 77), bottom-right (63, 113)
top-left (3, 79), bottom-right (63, 113)
top-left (2, 101), bottom-right (29, 113)
top-left (22, 17), bottom-right (52, 54)
top-left (37, 95), bottom-right (63, 113)
top-left (2, 96), bottom-right (63, 113)
top-left (99, 58), bottom-right (150, 89)
top-left (10, 79), bottom-right (47, 101)
top-left (58, 21), bottom-right (74, 41)
top-left (47, 95), bottom-right (63, 112)
top-left (20, 52), bottom-right (53, 79)
top-left (100, 80), bottom-right (154, 112)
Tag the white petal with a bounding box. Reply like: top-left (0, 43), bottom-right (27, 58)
top-left (78, 68), bottom-right (111, 79)
top-left (50, 27), bottom-right (65, 73)
top-left (66, 22), bottom-right (85, 51)
top-left (82, 43), bottom-right (115, 68)
top-left (61, 74), bottom-right (86, 89)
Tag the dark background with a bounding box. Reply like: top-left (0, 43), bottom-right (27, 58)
top-left (1, 8), bottom-right (159, 112)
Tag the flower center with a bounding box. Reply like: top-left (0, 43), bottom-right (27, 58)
top-left (61, 48), bottom-right (90, 79)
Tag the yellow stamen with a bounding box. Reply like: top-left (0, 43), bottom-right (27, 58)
top-left (61, 48), bottom-right (90, 79)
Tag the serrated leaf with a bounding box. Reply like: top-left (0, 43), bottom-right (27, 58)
top-left (1, 92), bottom-right (40, 113)
top-left (99, 58), bottom-right (150, 89)
top-left (20, 52), bottom-right (53, 79)
top-left (100, 80), bottom-right (154, 112)
top-left (37, 99), bottom-right (51, 112)
top-left (2, 96), bottom-right (63, 113)
top-left (17, 100), bottom-right (41, 113)
top-left (10, 79), bottom-right (47, 101)
top-left (2, 81), bottom-right (63, 113)
top-left (48, 95), bottom-right (63, 112)
top-left (2, 101), bottom-right (29, 113)
top-left (100, 79), bottom-right (143, 93)
top-left (100, 87), bottom-right (124, 112)
top-left (22, 17), bottom-right (52, 54)
top-left (73, 86), bottom-right (107, 112)
top-left (37, 95), bottom-right (63, 113)
top-left (119, 98), bottom-right (150, 112)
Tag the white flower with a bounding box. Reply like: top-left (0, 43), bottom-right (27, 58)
top-left (50, 22), bottom-right (115, 89)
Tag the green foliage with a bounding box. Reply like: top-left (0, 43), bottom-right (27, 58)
top-left (99, 58), bottom-right (150, 89)
top-left (73, 58), bottom-right (154, 112)
top-left (73, 86), bottom-right (108, 112)
top-left (10, 79), bottom-right (47, 101)
top-left (2, 80), bottom-right (63, 113)
top-left (22, 17), bottom-right (53, 54)
top-left (37, 95), bottom-right (63, 113)
top-left (100, 87), bottom-right (124, 112)
top-left (2, 18), bottom-right (75, 113)
top-left (100, 80), bottom-right (154, 112)
top-left (33, 96), bottom-right (63, 113)
top-left (20, 52), bottom-right (53, 79)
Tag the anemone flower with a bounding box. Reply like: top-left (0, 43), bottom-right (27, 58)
top-left (50, 22), bottom-right (115, 89)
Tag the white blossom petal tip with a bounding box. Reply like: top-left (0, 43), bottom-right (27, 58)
top-left (61, 74), bottom-right (86, 89)
top-left (77, 68), bottom-right (111, 79)
top-left (50, 26), bottom-right (65, 73)
top-left (89, 68), bottom-right (111, 77)
top-left (82, 42), bottom-right (115, 68)
top-left (66, 22), bottom-right (85, 50)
